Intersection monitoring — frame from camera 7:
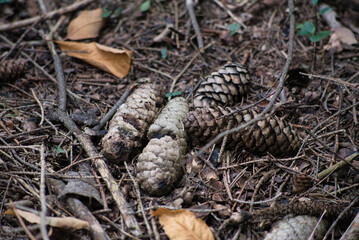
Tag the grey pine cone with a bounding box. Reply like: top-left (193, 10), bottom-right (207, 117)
top-left (193, 63), bottom-right (251, 107)
top-left (136, 97), bottom-right (189, 196)
top-left (183, 106), bottom-right (300, 157)
top-left (102, 83), bottom-right (164, 163)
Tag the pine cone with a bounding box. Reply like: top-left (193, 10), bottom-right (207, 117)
top-left (183, 106), bottom-right (300, 157)
top-left (264, 215), bottom-right (327, 240)
top-left (292, 173), bottom-right (313, 194)
top-left (136, 97), bottom-right (189, 196)
top-left (102, 83), bottom-right (164, 163)
top-left (0, 59), bottom-right (27, 81)
top-left (193, 63), bottom-right (251, 107)
top-left (136, 136), bottom-right (184, 196)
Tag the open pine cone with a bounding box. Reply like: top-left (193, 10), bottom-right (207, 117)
top-left (102, 82), bottom-right (164, 163)
top-left (183, 106), bottom-right (300, 157)
top-left (193, 63), bottom-right (251, 107)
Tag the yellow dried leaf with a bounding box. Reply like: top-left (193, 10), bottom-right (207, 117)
top-left (66, 8), bottom-right (104, 40)
top-left (55, 41), bottom-right (133, 78)
top-left (151, 208), bottom-right (214, 240)
top-left (3, 208), bottom-right (89, 229)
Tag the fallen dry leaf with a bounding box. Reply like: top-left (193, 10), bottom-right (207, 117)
top-left (320, 3), bottom-right (358, 52)
top-left (151, 208), bottom-right (214, 240)
top-left (66, 8), bottom-right (104, 40)
top-left (3, 208), bottom-right (89, 230)
top-left (332, 27), bottom-right (358, 45)
top-left (55, 41), bottom-right (133, 78)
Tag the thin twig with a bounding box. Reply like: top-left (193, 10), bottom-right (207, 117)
top-left (186, 0), bottom-right (204, 51)
top-left (2, 18), bottom-right (42, 61)
top-left (250, 170), bottom-right (276, 212)
top-left (93, 81), bottom-right (137, 131)
top-left (30, 89), bottom-right (44, 126)
top-left (193, 0), bottom-right (296, 157)
top-left (212, 0), bottom-right (247, 28)
top-left (39, 143), bottom-right (49, 240)
top-left (124, 162), bottom-right (153, 238)
top-left (323, 197), bottom-right (359, 240)
top-left (0, 0), bottom-right (94, 32)
top-left (169, 41), bottom-right (214, 94)
top-left (233, 192), bottom-right (282, 205)
top-left (300, 72), bottom-right (359, 89)
top-left (10, 202), bottom-right (37, 240)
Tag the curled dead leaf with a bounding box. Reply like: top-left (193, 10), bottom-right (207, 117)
top-left (55, 41), bottom-right (133, 78)
top-left (320, 3), bottom-right (358, 52)
top-left (151, 208), bottom-right (214, 240)
top-left (3, 208), bottom-right (89, 230)
top-left (66, 8), bottom-right (104, 40)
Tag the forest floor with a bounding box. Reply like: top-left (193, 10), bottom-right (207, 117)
top-left (1, 0), bottom-right (359, 239)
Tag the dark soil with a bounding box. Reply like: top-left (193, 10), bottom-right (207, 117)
top-left (1, 0), bottom-right (359, 239)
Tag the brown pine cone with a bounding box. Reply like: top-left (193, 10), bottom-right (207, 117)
top-left (0, 59), bottom-right (27, 81)
top-left (102, 82), bottom-right (164, 163)
top-left (193, 63), bottom-right (251, 107)
top-left (136, 97), bottom-right (189, 196)
top-left (183, 106), bottom-right (300, 157)
top-left (292, 173), bottom-right (313, 194)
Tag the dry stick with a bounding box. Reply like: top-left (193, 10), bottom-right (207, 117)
top-left (10, 202), bottom-right (37, 240)
top-left (233, 192), bottom-right (282, 204)
top-left (149, 201), bottom-right (160, 240)
top-left (39, 144), bottom-right (49, 240)
top-left (174, 0), bottom-right (180, 48)
top-left (340, 211), bottom-right (359, 240)
top-left (30, 89), bottom-right (44, 126)
top-left (186, 0), bottom-right (204, 51)
top-left (0, 0), bottom-right (94, 31)
top-left (220, 120), bottom-right (233, 201)
top-left (212, 0), bottom-right (247, 28)
top-left (323, 197), bottom-right (359, 240)
top-left (300, 72), bottom-right (359, 89)
top-left (48, 178), bottom-right (111, 240)
top-left (317, 152), bottom-right (359, 180)
top-left (124, 162), bottom-right (153, 238)
top-left (93, 82), bottom-right (137, 131)
top-left (47, 53), bottom-right (142, 238)
top-left (194, 0), bottom-right (296, 158)
top-left (249, 169), bottom-right (276, 212)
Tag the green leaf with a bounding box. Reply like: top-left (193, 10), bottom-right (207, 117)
top-left (319, 7), bottom-right (330, 15)
top-left (309, 31), bottom-right (330, 42)
top-left (160, 48), bottom-right (167, 59)
top-left (227, 23), bottom-right (241, 35)
top-left (140, 0), bottom-right (151, 12)
top-left (296, 23), bottom-right (304, 29)
top-left (113, 7), bottom-right (122, 17)
top-left (297, 21), bottom-right (315, 36)
top-left (311, 0), bottom-right (318, 5)
top-left (102, 8), bottom-right (112, 18)
top-left (165, 91), bottom-right (181, 98)
top-left (53, 145), bottom-right (66, 154)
